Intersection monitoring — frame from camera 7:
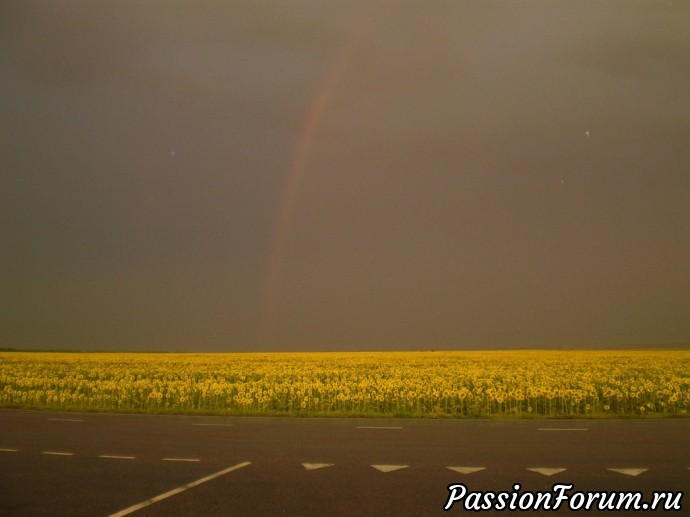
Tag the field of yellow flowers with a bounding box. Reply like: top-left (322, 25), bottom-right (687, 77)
top-left (1, 350), bottom-right (688, 418)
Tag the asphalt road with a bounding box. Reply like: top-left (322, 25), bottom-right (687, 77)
top-left (1, 410), bottom-right (688, 516)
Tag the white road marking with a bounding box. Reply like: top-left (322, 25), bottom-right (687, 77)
top-left (356, 426), bottom-right (402, 429)
top-left (48, 418), bottom-right (84, 422)
top-left (107, 461), bottom-right (251, 517)
top-left (41, 451), bottom-right (74, 456)
top-left (191, 423), bottom-right (233, 427)
top-left (162, 458), bottom-right (201, 462)
top-left (538, 428), bottom-right (587, 431)
top-left (371, 464), bottom-right (408, 472)
top-left (302, 463), bottom-right (334, 470)
top-left (0, 448), bottom-right (18, 452)
top-left (447, 466), bottom-right (486, 475)
top-left (99, 455), bottom-right (135, 460)
top-left (527, 467), bottom-right (566, 476)
top-left (607, 468), bottom-right (647, 477)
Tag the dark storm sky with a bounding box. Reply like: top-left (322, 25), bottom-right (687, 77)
top-left (1, 1), bottom-right (689, 351)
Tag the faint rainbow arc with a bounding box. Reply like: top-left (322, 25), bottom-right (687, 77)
top-left (260, 9), bottom-right (373, 341)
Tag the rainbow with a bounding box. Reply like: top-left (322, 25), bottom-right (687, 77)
top-left (260, 7), bottom-right (376, 342)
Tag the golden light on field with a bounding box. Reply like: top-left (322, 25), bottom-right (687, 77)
top-left (1, 350), bottom-right (688, 418)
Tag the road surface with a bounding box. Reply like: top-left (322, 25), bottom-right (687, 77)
top-left (1, 410), bottom-right (688, 515)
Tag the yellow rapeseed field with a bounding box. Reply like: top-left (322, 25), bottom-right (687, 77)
top-left (0, 350), bottom-right (688, 418)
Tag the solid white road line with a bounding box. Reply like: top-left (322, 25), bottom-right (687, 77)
top-left (41, 451), bottom-right (74, 456)
top-left (0, 448), bottom-right (18, 452)
top-left (48, 418), bottom-right (84, 422)
top-left (107, 461), bottom-right (251, 517)
top-left (99, 455), bottom-right (136, 460)
top-left (162, 457), bottom-right (201, 462)
top-left (356, 426), bottom-right (402, 429)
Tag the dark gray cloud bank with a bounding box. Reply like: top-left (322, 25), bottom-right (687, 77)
top-left (1, 1), bottom-right (688, 351)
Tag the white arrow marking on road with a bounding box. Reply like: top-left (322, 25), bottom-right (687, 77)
top-left (607, 468), bottom-right (647, 477)
top-left (302, 463), bottom-right (334, 470)
top-left (447, 467), bottom-right (486, 475)
top-left (527, 468), bottom-right (566, 477)
top-left (372, 464), bottom-right (408, 472)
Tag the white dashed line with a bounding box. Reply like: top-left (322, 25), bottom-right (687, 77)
top-left (0, 448), bottom-right (18, 452)
top-left (108, 461), bottom-right (251, 517)
top-left (538, 428), bottom-right (588, 431)
top-left (302, 463), bottom-right (334, 470)
top-left (41, 451), bottom-right (74, 456)
top-left (48, 418), bottom-right (84, 422)
top-left (99, 455), bottom-right (136, 460)
top-left (356, 426), bottom-right (402, 429)
top-left (162, 457), bottom-right (201, 462)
